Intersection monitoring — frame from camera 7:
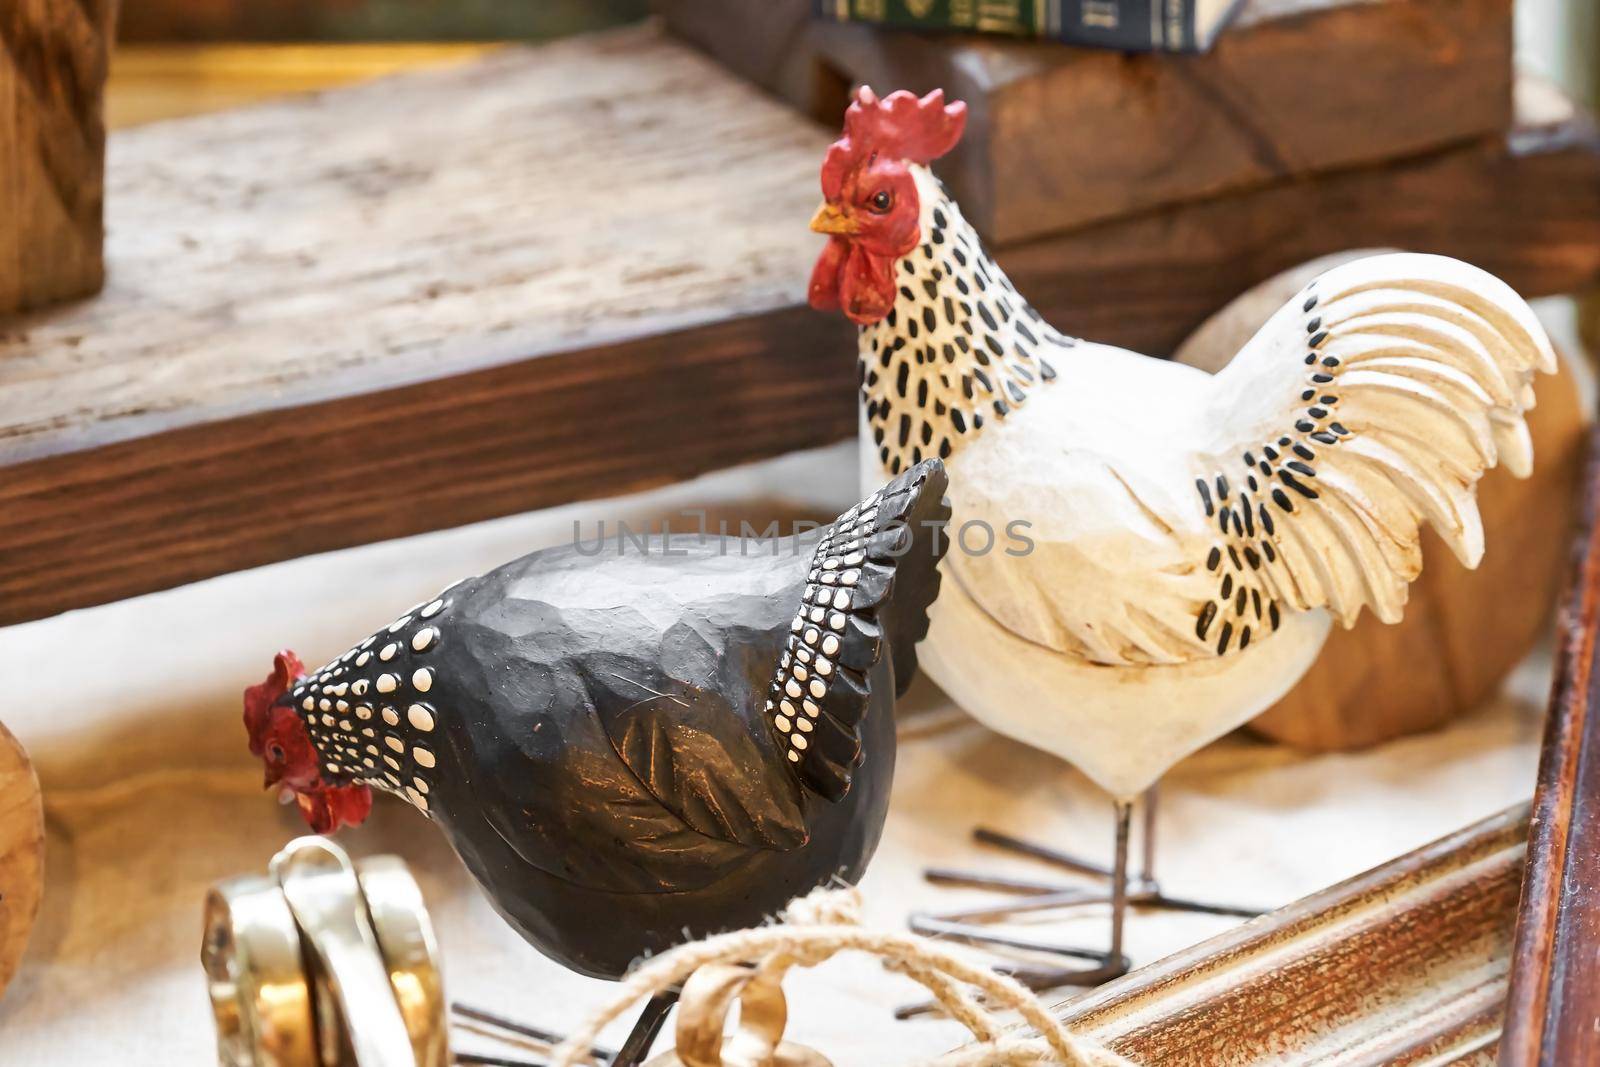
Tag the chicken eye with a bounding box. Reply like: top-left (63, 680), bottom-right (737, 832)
top-left (267, 742), bottom-right (285, 762)
top-left (868, 190), bottom-right (893, 214)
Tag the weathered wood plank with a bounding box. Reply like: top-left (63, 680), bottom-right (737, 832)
top-left (0, 26), bottom-right (855, 624)
top-left (0, 27), bottom-right (838, 467)
top-left (660, 0), bottom-right (1515, 243)
top-left (0, 0), bottom-right (117, 314)
top-left (1039, 805), bottom-right (1528, 1064)
top-left (1501, 429), bottom-right (1600, 1067)
top-left (0, 29), bottom-right (1596, 627)
top-left (0, 306), bottom-right (854, 624)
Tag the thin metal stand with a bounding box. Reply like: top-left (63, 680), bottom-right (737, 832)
top-left (902, 787), bottom-right (1264, 1016)
top-left (450, 991), bottom-right (675, 1066)
top-left (611, 991), bottom-right (679, 1067)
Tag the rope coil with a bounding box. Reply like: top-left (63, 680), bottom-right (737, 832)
top-left (550, 888), bottom-right (1135, 1067)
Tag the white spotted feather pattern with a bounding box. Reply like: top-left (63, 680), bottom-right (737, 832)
top-left (291, 592), bottom-right (453, 813)
top-left (1190, 253), bottom-right (1555, 646)
top-left (765, 464), bottom-right (945, 802)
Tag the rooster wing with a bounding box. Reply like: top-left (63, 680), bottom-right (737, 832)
top-left (941, 253), bottom-right (1554, 668)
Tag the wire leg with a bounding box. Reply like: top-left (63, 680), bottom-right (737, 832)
top-left (923, 867), bottom-right (1082, 896)
top-left (1132, 786), bottom-right (1262, 918)
top-left (1108, 799), bottom-right (1130, 964)
top-left (961, 801), bottom-right (1134, 987)
top-left (897, 801), bottom-right (1135, 1019)
top-left (1139, 785), bottom-right (1159, 885)
top-left (905, 784), bottom-right (1270, 1019)
top-left (971, 826), bottom-right (1115, 879)
top-left (610, 991), bottom-right (679, 1067)
top-left (450, 1000), bottom-right (618, 1066)
top-left (923, 784), bottom-right (1266, 919)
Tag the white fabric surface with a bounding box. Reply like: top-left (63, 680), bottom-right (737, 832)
top-left (0, 441), bottom-right (1547, 1065)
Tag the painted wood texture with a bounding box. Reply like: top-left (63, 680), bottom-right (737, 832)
top-left (659, 0), bottom-right (1515, 242)
top-left (1038, 805), bottom-right (1528, 1064)
top-left (0, 0), bottom-right (118, 313)
top-left (1176, 254), bottom-right (1588, 752)
top-left (0, 720), bottom-right (44, 1004)
top-left (1501, 428), bottom-right (1600, 1067)
top-left (0, 28), bottom-right (1597, 627)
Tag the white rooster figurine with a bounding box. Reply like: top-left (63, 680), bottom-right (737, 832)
top-left (807, 87), bottom-right (1556, 985)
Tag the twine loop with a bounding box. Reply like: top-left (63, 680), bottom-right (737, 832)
top-left (549, 887), bottom-right (1134, 1067)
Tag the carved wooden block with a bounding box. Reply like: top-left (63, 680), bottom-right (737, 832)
top-left (657, 0), bottom-right (1515, 242)
top-left (0, 721), bottom-right (44, 1003)
top-left (0, 0), bottom-right (117, 315)
top-left (649, 0), bottom-right (850, 123)
top-left (995, 76), bottom-right (1600, 358)
top-left (1177, 253), bottom-right (1588, 751)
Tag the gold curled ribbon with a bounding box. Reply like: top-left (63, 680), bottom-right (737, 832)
top-left (647, 955), bottom-right (831, 1067)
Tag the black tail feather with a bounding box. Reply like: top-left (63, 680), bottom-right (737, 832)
top-left (872, 460), bottom-right (950, 697)
top-left (764, 460), bottom-right (949, 802)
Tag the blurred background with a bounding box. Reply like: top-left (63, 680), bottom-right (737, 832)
top-left (1517, 0), bottom-right (1595, 102)
top-left (117, 0), bottom-right (650, 42)
top-left (106, 1), bottom-right (1597, 126)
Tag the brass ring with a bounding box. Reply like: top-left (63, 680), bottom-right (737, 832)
top-left (203, 837), bottom-right (448, 1067)
top-left (203, 871), bottom-right (319, 1067)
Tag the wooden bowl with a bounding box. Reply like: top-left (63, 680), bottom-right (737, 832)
top-left (1175, 253), bottom-right (1588, 751)
top-left (0, 719), bottom-right (44, 1001)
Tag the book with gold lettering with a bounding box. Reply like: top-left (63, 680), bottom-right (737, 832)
top-left (815, 0), bottom-right (1243, 52)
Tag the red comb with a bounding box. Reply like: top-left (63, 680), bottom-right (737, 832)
top-left (822, 87), bottom-right (967, 198)
top-left (244, 650), bottom-right (304, 756)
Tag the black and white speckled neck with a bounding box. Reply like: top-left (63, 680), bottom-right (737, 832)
top-left (858, 169), bottom-right (1077, 475)
top-left (291, 591), bottom-right (455, 815)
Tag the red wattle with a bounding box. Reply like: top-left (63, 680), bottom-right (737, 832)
top-left (811, 236), bottom-right (897, 326)
top-left (808, 237), bottom-right (846, 311)
top-left (837, 243), bottom-right (897, 326)
top-left (297, 781), bottom-right (374, 833)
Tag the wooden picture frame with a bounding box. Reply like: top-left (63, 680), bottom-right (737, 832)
top-left (1502, 430), bottom-right (1600, 1065)
top-left (1050, 805), bottom-right (1524, 1063)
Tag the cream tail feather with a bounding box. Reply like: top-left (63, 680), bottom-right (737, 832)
top-left (857, 167), bottom-right (1555, 797)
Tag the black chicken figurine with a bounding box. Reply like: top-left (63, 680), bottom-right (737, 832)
top-left (243, 461), bottom-right (949, 1063)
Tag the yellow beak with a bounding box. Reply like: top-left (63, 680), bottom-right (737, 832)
top-left (809, 202), bottom-right (858, 236)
